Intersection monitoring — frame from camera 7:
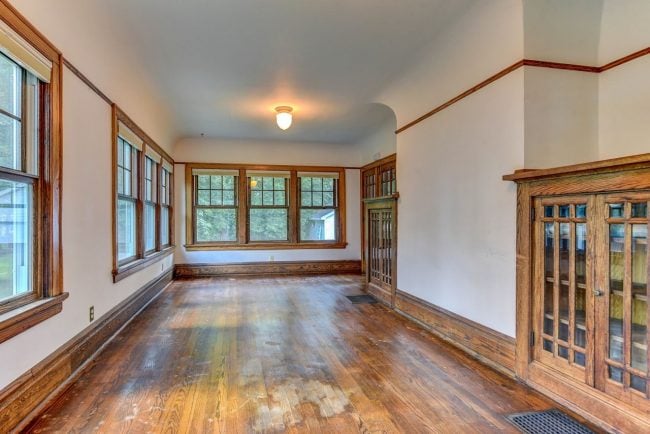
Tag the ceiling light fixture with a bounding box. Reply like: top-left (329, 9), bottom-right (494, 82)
top-left (275, 106), bottom-right (293, 130)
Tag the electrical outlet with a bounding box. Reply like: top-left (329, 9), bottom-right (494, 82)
top-left (89, 306), bottom-right (94, 322)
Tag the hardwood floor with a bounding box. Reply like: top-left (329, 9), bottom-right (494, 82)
top-left (26, 275), bottom-right (584, 433)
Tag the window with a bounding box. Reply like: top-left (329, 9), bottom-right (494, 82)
top-left (185, 164), bottom-right (346, 250)
top-left (0, 11), bottom-right (64, 338)
top-left (248, 172), bottom-right (289, 242)
top-left (193, 169), bottom-right (238, 242)
top-left (116, 136), bottom-right (138, 262)
top-left (113, 107), bottom-right (174, 281)
top-left (160, 163), bottom-right (172, 248)
top-left (299, 173), bottom-right (339, 242)
top-left (361, 154), bottom-right (396, 199)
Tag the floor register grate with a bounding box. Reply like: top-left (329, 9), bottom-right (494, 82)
top-left (506, 409), bottom-right (594, 434)
top-left (346, 294), bottom-right (378, 304)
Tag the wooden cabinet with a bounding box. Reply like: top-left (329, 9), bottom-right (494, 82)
top-left (506, 155), bottom-right (650, 432)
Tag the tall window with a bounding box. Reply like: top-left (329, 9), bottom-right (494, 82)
top-left (113, 108), bottom-right (174, 281)
top-left (116, 132), bottom-right (139, 263)
top-left (299, 173), bottom-right (339, 242)
top-left (248, 172), bottom-right (289, 242)
top-left (193, 169), bottom-right (238, 242)
top-left (143, 155), bottom-right (158, 254)
top-left (160, 164), bottom-right (172, 248)
top-left (0, 10), bottom-right (64, 332)
top-left (185, 164), bottom-right (346, 250)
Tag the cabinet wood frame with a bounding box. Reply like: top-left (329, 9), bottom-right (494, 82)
top-left (506, 156), bottom-right (650, 432)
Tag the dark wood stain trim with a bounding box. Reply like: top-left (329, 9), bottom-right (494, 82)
top-left (0, 270), bottom-right (173, 433)
top-left (397, 47), bottom-right (650, 134)
top-left (0, 293), bottom-right (69, 344)
top-left (392, 289), bottom-right (516, 377)
top-left (503, 152), bottom-right (650, 182)
top-left (359, 153), bottom-right (397, 172)
top-left (174, 260), bottom-right (362, 278)
top-left (62, 58), bottom-right (112, 105)
top-left (113, 248), bottom-right (174, 283)
top-left (395, 60), bottom-right (524, 134)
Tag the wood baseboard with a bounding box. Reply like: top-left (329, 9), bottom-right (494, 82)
top-left (174, 260), bottom-right (362, 278)
top-left (0, 269), bottom-right (173, 433)
top-left (393, 289), bottom-right (516, 377)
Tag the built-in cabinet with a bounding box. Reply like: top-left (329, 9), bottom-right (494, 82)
top-left (506, 156), bottom-right (650, 432)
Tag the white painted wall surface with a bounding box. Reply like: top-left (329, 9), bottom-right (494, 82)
top-left (357, 116), bottom-right (397, 166)
top-left (0, 69), bottom-right (174, 390)
top-left (378, 0), bottom-right (524, 337)
top-left (173, 138), bottom-right (362, 265)
top-left (524, 67), bottom-right (599, 168)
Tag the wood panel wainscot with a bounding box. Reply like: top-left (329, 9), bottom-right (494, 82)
top-left (393, 289), bottom-right (516, 376)
top-left (0, 270), bottom-right (173, 433)
top-left (174, 260), bottom-right (362, 278)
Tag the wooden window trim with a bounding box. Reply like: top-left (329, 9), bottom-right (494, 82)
top-left (0, 2), bottom-right (65, 339)
top-left (112, 105), bottom-right (175, 282)
top-left (185, 163), bottom-right (347, 250)
top-left (160, 167), bottom-right (172, 249)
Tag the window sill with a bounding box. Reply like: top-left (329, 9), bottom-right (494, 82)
top-left (0, 293), bottom-right (69, 344)
top-left (184, 242), bottom-right (348, 251)
top-left (113, 247), bottom-right (175, 283)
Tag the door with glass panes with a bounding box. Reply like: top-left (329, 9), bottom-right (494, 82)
top-left (534, 195), bottom-right (650, 407)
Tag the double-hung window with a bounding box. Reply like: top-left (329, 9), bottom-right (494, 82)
top-left (0, 12), bottom-right (64, 338)
top-left (113, 108), bottom-right (174, 281)
top-left (160, 162), bottom-right (173, 248)
top-left (116, 125), bottom-right (141, 263)
top-left (299, 172), bottom-right (340, 242)
top-left (248, 171), bottom-right (289, 242)
top-left (185, 164), bottom-right (346, 250)
top-left (193, 169), bottom-right (238, 243)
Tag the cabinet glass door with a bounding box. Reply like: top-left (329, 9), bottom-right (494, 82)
top-left (535, 198), bottom-right (592, 382)
top-left (600, 196), bottom-right (649, 402)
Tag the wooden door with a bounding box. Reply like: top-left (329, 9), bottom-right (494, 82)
top-left (595, 193), bottom-right (650, 408)
top-left (365, 199), bottom-right (397, 306)
top-left (533, 197), bottom-right (595, 384)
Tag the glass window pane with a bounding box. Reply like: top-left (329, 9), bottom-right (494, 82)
top-left (274, 191), bottom-right (285, 206)
top-left (223, 175), bottom-right (234, 190)
top-left (301, 177), bottom-right (311, 191)
top-left (262, 177), bottom-right (273, 190)
top-left (197, 190), bottom-right (210, 205)
top-left (312, 192), bottom-right (323, 207)
top-left (223, 190), bottom-right (235, 206)
top-left (301, 193), bottom-right (312, 207)
top-left (300, 209), bottom-right (336, 241)
top-left (210, 190), bottom-right (222, 206)
top-left (0, 54), bottom-right (22, 117)
top-left (632, 202), bottom-right (648, 218)
top-left (323, 191), bottom-right (334, 207)
top-left (0, 113), bottom-right (22, 171)
top-left (0, 179), bottom-right (32, 302)
top-left (274, 177), bottom-right (284, 190)
top-left (117, 167), bottom-right (124, 195)
top-left (609, 224), bottom-right (625, 362)
top-left (251, 177), bottom-right (261, 190)
top-left (249, 209), bottom-right (288, 241)
top-left (144, 203), bottom-right (156, 252)
top-left (544, 206), bottom-right (554, 218)
top-left (575, 223), bottom-right (587, 348)
top-left (544, 223), bottom-right (554, 336)
top-left (558, 223), bottom-right (570, 342)
top-left (210, 175), bottom-right (222, 189)
top-left (198, 175), bottom-right (210, 189)
top-left (196, 208), bottom-right (237, 242)
top-left (262, 191), bottom-right (274, 206)
top-left (575, 204), bottom-right (587, 218)
top-left (559, 205), bottom-right (570, 218)
top-left (609, 203), bottom-right (624, 218)
top-left (160, 207), bottom-right (170, 246)
top-left (323, 178), bottom-right (334, 191)
top-left (117, 198), bottom-right (136, 261)
top-left (251, 190), bottom-right (262, 206)
top-left (312, 177), bottom-right (322, 190)
top-left (631, 224), bottom-right (647, 372)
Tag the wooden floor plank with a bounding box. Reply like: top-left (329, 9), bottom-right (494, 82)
top-left (25, 275), bottom-right (593, 433)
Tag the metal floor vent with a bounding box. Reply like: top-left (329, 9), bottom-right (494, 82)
top-left (506, 409), bottom-right (594, 434)
top-left (346, 295), bottom-right (377, 304)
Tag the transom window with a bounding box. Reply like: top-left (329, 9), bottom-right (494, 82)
top-left (186, 164), bottom-right (346, 250)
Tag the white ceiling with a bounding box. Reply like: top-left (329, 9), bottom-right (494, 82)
top-left (92, 0), bottom-right (472, 143)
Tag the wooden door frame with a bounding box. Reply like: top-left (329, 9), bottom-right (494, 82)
top-left (505, 158), bottom-right (650, 432)
top-left (363, 195), bottom-right (398, 307)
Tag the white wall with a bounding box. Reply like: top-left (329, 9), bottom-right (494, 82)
top-left (357, 116), bottom-right (397, 166)
top-left (0, 68), bottom-right (174, 390)
top-left (173, 138), bottom-right (361, 265)
top-left (378, 0), bottom-right (524, 337)
top-left (598, 0), bottom-right (650, 159)
top-left (0, 2), bottom-right (176, 390)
